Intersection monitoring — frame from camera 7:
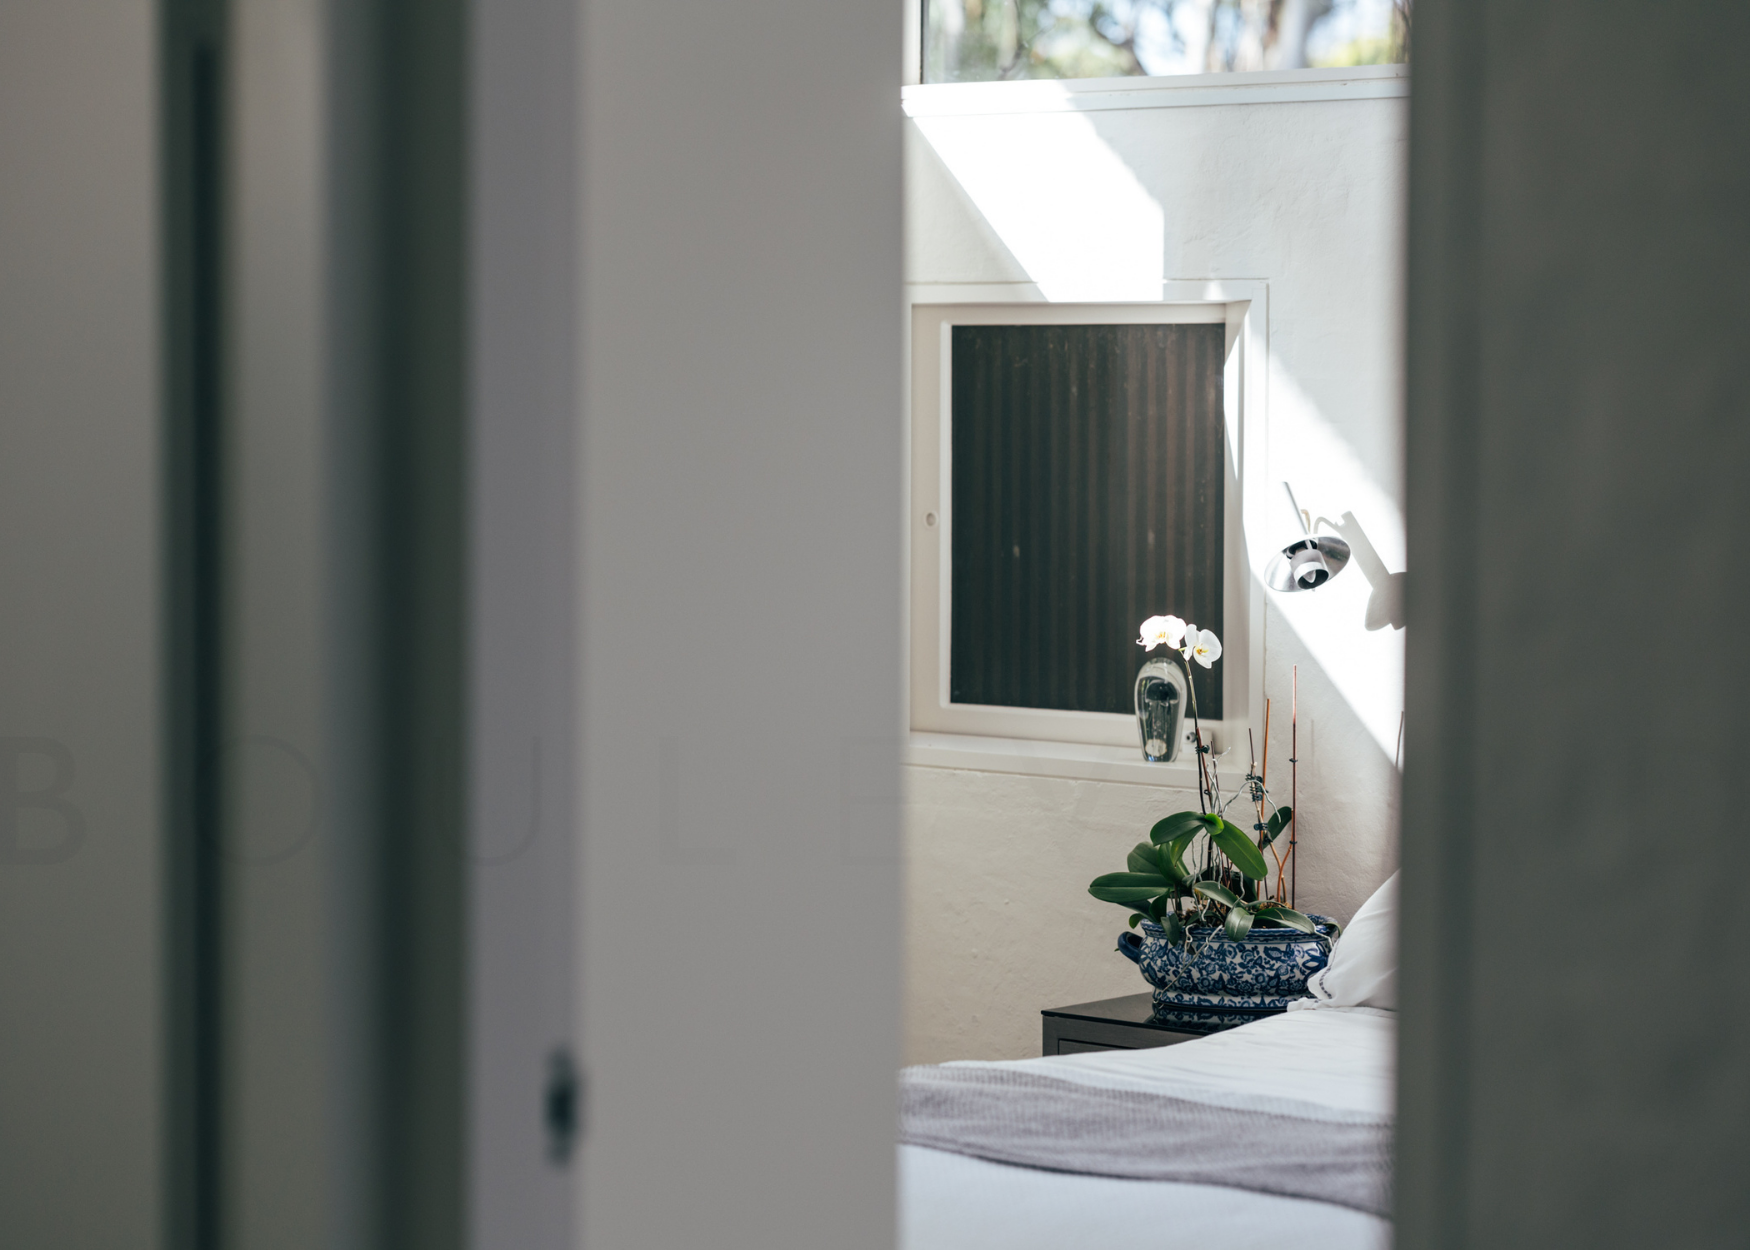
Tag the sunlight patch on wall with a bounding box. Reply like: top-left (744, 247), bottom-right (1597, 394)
top-left (909, 99), bottom-right (1164, 301)
top-left (1253, 360), bottom-right (1405, 761)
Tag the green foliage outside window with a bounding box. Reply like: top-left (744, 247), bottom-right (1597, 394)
top-left (923, 0), bottom-right (1410, 84)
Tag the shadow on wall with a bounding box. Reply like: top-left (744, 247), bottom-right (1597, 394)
top-left (904, 119), bottom-right (1031, 285)
top-left (1256, 597), bottom-right (1401, 922)
top-left (904, 98), bottom-right (1411, 767)
top-left (1078, 99), bottom-right (1406, 501)
top-left (1320, 510), bottom-right (1405, 631)
top-left (906, 94), bottom-right (1405, 499)
top-left (907, 105), bottom-right (1163, 299)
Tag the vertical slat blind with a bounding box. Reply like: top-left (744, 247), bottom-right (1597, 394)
top-left (949, 323), bottom-right (1225, 718)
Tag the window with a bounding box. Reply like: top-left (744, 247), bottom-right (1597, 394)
top-left (947, 323), bottom-right (1225, 719)
top-left (910, 297), bottom-right (1262, 753)
top-left (922, 0), bottom-right (1410, 85)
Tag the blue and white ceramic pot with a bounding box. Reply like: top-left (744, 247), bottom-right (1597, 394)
top-left (1117, 916), bottom-right (1337, 1029)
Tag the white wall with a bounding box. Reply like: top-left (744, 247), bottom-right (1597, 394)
top-left (904, 77), bottom-right (1407, 1063)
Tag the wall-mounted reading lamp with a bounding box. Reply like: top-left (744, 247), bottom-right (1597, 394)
top-left (1265, 482), bottom-right (1351, 592)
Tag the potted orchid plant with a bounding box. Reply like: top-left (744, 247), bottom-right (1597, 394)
top-left (1086, 615), bottom-right (1337, 1026)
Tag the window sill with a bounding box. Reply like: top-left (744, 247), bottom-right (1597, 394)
top-left (904, 731), bottom-right (1204, 789)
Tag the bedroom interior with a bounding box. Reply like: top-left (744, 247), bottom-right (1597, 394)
top-left (0, 1), bottom-right (1746, 1249)
top-left (894, 4), bottom-right (1410, 1236)
top-left (901, 46), bottom-right (1406, 1072)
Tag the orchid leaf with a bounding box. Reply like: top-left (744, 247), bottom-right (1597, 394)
top-left (1212, 818), bottom-right (1270, 880)
top-left (1253, 904), bottom-right (1318, 934)
top-left (1149, 811), bottom-right (1206, 847)
top-left (1157, 814), bottom-right (1216, 881)
top-left (1128, 912), bottom-right (1145, 929)
top-left (1159, 839), bottom-right (1193, 885)
top-left (1225, 903), bottom-right (1255, 942)
top-left (1197, 813), bottom-right (1229, 858)
top-left (1160, 912), bottom-right (1185, 945)
top-left (1127, 842), bottom-right (1163, 875)
top-left (1264, 805), bottom-right (1294, 842)
top-left (1160, 848), bottom-right (1192, 885)
top-left (1089, 872), bottom-right (1172, 903)
top-left (1192, 880), bottom-right (1240, 908)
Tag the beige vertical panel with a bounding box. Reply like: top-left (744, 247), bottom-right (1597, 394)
top-left (577, 0), bottom-right (905, 1246)
top-left (465, 0), bottom-right (580, 1243)
top-left (1401, 2), bottom-right (1750, 1247)
top-left (0, 3), bottom-right (163, 1246)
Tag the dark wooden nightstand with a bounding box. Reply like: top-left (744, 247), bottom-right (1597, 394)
top-left (1041, 992), bottom-right (1204, 1055)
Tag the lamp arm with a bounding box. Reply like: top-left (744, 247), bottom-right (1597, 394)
top-left (1282, 481), bottom-right (1313, 537)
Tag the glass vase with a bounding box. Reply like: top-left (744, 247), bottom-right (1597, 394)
top-left (1134, 656), bottom-right (1189, 762)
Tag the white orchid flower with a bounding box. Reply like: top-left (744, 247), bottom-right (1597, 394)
top-left (1137, 614), bottom-right (1188, 652)
top-left (1186, 628), bottom-right (1222, 669)
top-left (1176, 623), bottom-right (1197, 659)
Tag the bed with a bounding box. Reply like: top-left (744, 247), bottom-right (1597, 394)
top-left (899, 875), bottom-right (1399, 1250)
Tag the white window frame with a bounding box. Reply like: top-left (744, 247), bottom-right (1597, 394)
top-left (900, 62), bottom-right (1408, 114)
top-left (905, 283), bottom-right (1269, 785)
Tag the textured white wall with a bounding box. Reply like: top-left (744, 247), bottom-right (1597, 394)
top-left (904, 89), bottom-right (1406, 1064)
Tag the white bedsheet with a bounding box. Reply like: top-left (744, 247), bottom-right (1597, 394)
top-left (899, 1006), bottom-right (1394, 1250)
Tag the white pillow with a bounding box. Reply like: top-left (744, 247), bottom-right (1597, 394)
top-left (1304, 871), bottom-right (1398, 1009)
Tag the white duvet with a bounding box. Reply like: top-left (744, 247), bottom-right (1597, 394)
top-left (899, 1006), bottom-right (1394, 1250)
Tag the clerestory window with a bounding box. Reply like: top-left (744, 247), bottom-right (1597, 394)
top-left (922, 0), bottom-right (1410, 85)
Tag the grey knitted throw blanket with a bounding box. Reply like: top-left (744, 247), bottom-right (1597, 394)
top-left (899, 1066), bottom-right (1392, 1217)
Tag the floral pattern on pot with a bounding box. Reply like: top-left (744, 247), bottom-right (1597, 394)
top-left (1149, 1001), bottom-right (1287, 1034)
top-left (1118, 916), bottom-right (1336, 1008)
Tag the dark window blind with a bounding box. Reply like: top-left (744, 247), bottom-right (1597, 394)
top-left (949, 323), bottom-right (1225, 718)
